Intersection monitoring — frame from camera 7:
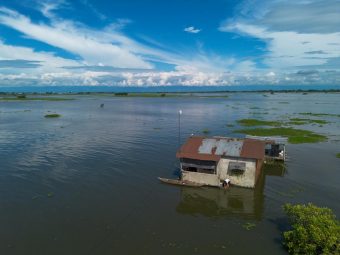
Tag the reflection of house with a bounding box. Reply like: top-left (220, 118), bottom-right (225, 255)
top-left (176, 136), bottom-right (265, 188)
top-left (176, 184), bottom-right (264, 220)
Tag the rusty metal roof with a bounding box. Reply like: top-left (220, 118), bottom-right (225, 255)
top-left (176, 136), bottom-right (265, 161)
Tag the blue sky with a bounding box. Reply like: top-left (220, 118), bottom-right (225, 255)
top-left (0, 0), bottom-right (339, 87)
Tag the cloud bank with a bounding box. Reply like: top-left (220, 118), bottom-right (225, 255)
top-left (0, 0), bottom-right (339, 87)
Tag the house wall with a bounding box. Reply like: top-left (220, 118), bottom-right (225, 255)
top-left (217, 157), bottom-right (257, 188)
top-left (255, 159), bottom-right (264, 185)
top-left (181, 171), bottom-right (220, 186)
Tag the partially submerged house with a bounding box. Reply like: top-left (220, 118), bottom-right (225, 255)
top-left (176, 136), bottom-right (266, 188)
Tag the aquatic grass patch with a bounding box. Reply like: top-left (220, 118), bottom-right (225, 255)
top-left (0, 109), bottom-right (31, 114)
top-left (114, 93), bottom-right (170, 97)
top-left (249, 112), bottom-right (269, 115)
top-left (234, 127), bottom-right (327, 144)
top-left (44, 113), bottom-right (61, 118)
top-left (0, 97), bottom-right (74, 101)
top-left (237, 119), bottom-right (281, 127)
top-left (336, 153), bottom-right (340, 159)
top-left (289, 118), bottom-right (329, 125)
top-left (300, 112), bottom-right (340, 118)
top-left (202, 128), bottom-right (210, 134)
top-left (242, 222), bottom-right (256, 230)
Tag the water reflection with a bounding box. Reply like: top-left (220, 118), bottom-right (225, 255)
top-left (176, 163), bottom-right (285, 220)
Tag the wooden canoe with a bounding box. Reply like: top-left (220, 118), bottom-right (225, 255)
top-left (158, 177), bottom-right (204, 187)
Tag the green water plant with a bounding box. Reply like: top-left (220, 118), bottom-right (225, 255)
top-left (234, 127), bottom-right (327, 144)
top-left (283, 203), bottom-right (339, 254)
top-left (336, 153), bottom-right (340, 159)
top-left (202, 128), bottom-right (210, 134)
top-left (47, 192), bottom-right (54, 198)
top-left (300, 112), bottom-right (340, 118)
top-left (44, 113), bottom-right (61, 118)
top-left (242, 222), bottom-right (256, 230)
top-left (0, 97), bottom-right (73, 101)
top-left (289, 118), bottom-right (329, 125)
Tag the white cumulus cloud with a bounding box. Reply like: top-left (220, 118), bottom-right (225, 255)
top-left (184, 26), bottom-right (201, 34)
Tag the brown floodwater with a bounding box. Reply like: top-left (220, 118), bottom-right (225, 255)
top-left (0, 92), bottom-right (339, 254)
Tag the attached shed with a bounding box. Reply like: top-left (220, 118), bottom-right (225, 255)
top-left (176, 136), bottom-right (265, 188)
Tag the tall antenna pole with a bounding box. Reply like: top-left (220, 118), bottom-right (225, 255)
top-left (178, 109), bottom-right (182, 149)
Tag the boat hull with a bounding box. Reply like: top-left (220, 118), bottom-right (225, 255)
top-left (158, 177), bottom-right (204, 187)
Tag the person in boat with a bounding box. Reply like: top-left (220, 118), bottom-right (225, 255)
top-left (222, 178), bottom-right (230, 189)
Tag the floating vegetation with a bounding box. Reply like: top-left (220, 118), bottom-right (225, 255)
top-left (234, 127), bottom-right (327, 144)
top-left (289, 118), bottom-right (329, 125)
top-left (47, 192), bottom-right (54, 198)
top-left (249, 112), bottom-right (269, 115)
top-left (0, 109), bottom-right (31, 114)
top-left (226, 124), bottom-right (234, 127)
top-left (300, 112), bottom-right (340, 118)
top-left (336, 153), bottom-right (340, 159)
top-left (114, 92), bottom-right (171, 97)
top-left (44, 113), bottom-right (61, 118)
top-left (237, 119), bottom-right (281, 127)
top-left (16, 94), bottom-right (26, 99)
top-left (202, 128), bottom-right (210, 134)
top-left (0, 96), bottom-right (74, 101)
top-left (242, 222), bottom-right (256, 230)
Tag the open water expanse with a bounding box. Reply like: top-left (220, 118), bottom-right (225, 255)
top-left (0, 92), bottom-right (339, 255)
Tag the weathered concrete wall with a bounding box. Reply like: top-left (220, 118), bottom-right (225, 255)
top-left (182, 171), bottom-right (220, 186)
top-left (217, 157), bottom-right (257, 188)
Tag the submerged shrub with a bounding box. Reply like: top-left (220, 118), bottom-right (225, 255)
top-left (16, 94), bottom-right (26, 99)
top-left (283, 203), bottom-right (339, 254)
top-left (44, 113), bottom-right (61, 118)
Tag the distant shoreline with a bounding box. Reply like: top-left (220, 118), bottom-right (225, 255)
top-left (0, 90), bottom-right (340, 100)
top-left (1, 85), bottom-right (340, 94)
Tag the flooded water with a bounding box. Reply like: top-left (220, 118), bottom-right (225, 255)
top-left (0, 92), bottom-right (339, 255)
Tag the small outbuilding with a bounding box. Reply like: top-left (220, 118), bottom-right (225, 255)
top-left (176, 136), bottom-right (266, 188)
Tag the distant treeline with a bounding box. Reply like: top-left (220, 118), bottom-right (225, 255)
top-left (0, 89), bottom-right (340, 95)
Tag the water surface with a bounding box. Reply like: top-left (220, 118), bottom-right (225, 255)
top-left (0, 92), bottom-right (339, 254)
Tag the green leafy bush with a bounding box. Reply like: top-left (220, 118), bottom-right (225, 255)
top-left (283, 203), bottom-right (339, 254)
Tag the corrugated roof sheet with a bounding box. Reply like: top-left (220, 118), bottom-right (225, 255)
top-left (245, 135), bottom-right (288, 144)
top-left (176, 136), bottom-right (265, 161)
